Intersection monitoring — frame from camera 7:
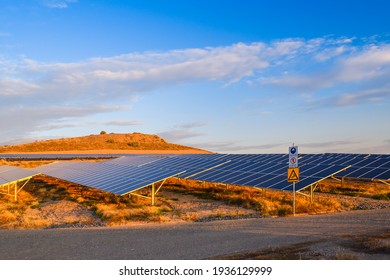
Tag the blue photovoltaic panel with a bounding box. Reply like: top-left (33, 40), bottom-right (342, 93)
top-left (5, 152), bottom-right (389, 197)
top-left (105, 155), bottom-right (167, 166)
top-left (33, 161), bottom-right (184, 195)
top-left (0, 165), bottom-right (19, 173)
top-left (189, 161), bottom-right (349, 192)
top-left (143, 156), bottom-right (231, 178)
top-left (0, 166), bottom-right (39, 186)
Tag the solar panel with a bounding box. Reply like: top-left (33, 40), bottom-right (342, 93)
top-left (105, 155), bottom-right (167, 166)
top-left (0, 166), bottom-right (39, 186)
top-left (6, 152), bottom-right (390, 199)
top-left (189, 160), bottom-right (349, 192)
top-left (33, 161), bottom-right (184, 195)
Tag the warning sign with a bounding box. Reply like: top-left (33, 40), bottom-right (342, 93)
top-left (287, 167), bottom-right (300, 182)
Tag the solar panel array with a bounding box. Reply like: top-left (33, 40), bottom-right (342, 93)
top-left (0, 166), bottom-right (39, 186)
top-left (33, 162), bottom-right (184, 195)
top-left (175, 155), bottom-right (349, 191)
top-left (2, 152), bottom-right (389, 198)
top-left (299, 153), bottom-right (390, 180)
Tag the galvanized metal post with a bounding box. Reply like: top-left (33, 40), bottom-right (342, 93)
top-left (293, 182), bottom-right (296, 216)
top-left (310, 185), bottom-right (313, 203)
top-left (151, 183), bottom-right (155, 206)
top-left (14, 183), bottom-right (17, 201)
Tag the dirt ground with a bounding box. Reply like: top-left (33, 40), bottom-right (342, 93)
top-left (1, 188), bottom-right (389, 259)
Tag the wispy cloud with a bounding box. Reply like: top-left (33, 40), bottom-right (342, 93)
top-left (0, 32), bottom-right (11, 37)
top-left (302, 140), bottom-right (356, 149)
top-left (0, 105), bottom-right (123, 143)
top-left (260, 43), bottom-right (390, 104)
top-left (41, 0), bottom-right (77, 9)
top-left (197, 141), bottom-right (286, 153)
top-left (1, 36), bottom-right (389, 142)
top-left (158, 122), bottom-right (207, 141)
top-left (103, 120), bottom-right (144, 126)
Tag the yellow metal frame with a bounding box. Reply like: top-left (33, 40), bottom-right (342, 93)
top-left (0, 177), bottom-right (33, 201)
top-left (295, 165), bottom-right (351, 202)
top-left (129, 179), bottom-right (167, 206)
top-left (125, 171), bottom-right (186, 205)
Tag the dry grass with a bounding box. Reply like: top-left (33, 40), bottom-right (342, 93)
top-left (94, 203), bottom-right (173, 225)
top-left (317, 178), bottom-right (390, 200)
top-left (163, 178), bottom-right (348, 216)
top-left (0, 132), bottom-right (207, 153)
top-left (0, 174), bottom-right (175, 229)
top-left (0, 159), bottom-right (55, 168)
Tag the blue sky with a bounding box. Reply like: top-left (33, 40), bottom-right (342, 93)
top-left (0, 0), bottom-right (389, 154)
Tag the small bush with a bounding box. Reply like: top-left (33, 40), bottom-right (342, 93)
top-left (372, 193), bottom-right (390, 200)
top-left (127, 142), bottom-right (140, 147)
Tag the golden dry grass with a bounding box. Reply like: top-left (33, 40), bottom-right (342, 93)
top-left (0, 174), bottom-right (176, 228)
top-left (163, 178), bottom-right (386, 216)
top-left (318, 178), bottom-right (390, 200)
top-left (0, 132), bottom-right (208, 153)
top-left (94, 203), bottom-right (172, 225)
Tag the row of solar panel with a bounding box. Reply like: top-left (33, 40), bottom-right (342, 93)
top-left (187, 154), bottom-right (390, 180)
top-left (104, 155), bottom-right (353, 191)
top-left (31, 159), bottom-right (348, 194)
top-left (0, 166), bottom-right (38, 186)
top-left (104, 153), bottom-right (390, 181)
top-left (1, 153), bottom-right (389, 199)
top-left (33, 162), bottom-right (184, 195)
top-left (1, 152), bottom-right (389, 166)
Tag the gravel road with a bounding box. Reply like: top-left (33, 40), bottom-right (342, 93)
top-left (0, 209), bottom-right (389, 260)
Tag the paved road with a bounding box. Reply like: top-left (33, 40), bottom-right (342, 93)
top-left (0, 209), bottom-right (389, 259)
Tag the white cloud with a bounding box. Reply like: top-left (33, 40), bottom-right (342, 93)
top-left (41, 0), bottom-right (77, 9)
top-left (158, 130), bottom-right (205, 141)
top-left (260, 43), bottom-right (390, 111)
top-left (196, 141), bottom-right (286, 153)
top-left (157, 121), bottom-right (208, 142)
top-left (1, 36), bottom-right (389, 142)
top-left (332, 88), bottom-right (390, 107)
top-left (0, 105), bottom-right (123, 143)
top-left (103, 120), bottom-right (144, 126)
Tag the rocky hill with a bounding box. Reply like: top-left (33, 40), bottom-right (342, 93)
top-left (0, 132), bottom-right (210, 153)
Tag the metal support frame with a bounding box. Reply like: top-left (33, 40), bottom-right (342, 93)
top-left (292, 182), bottom-right (296, 216)
top-left (295, 166), bottom-right (351, 202)
top-left (0, 177), bottom-right (32, 201)
top-left (295, 183), bottom-right (319, 203)
top-left (331, 175), bottom-right (345, 188)
top-left (377, 179), bottom-right (390, 187)
top-left (128, 178), bottom-right (169, 206)
top-left (330, 176), bottom-right (341, 182)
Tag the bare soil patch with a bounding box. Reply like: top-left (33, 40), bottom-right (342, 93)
top-left (25, 200), bottom-right (103, 228)
top-left (158, 190), bottom-right (261, 222)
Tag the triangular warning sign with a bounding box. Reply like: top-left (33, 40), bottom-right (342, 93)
top-left (288, 168), bottom-right (300, 182)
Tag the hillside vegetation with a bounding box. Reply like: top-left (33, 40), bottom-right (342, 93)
top-left (0, 132), bottom-right (209, 153)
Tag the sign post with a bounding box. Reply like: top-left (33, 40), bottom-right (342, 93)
top-left (288, 145), bottom-right (299, 216)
